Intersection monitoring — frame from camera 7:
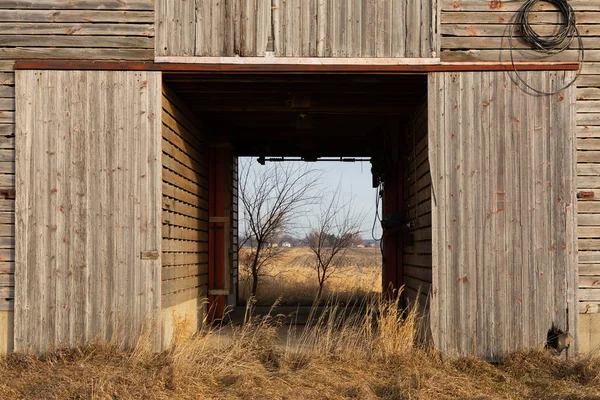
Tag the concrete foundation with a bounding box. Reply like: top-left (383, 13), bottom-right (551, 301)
top-left (0, 311), bottom-right (14, 354)
top-left (579, 313), bottom-right (600, 354)
top-left (160, 297), bottom-right (205, 350)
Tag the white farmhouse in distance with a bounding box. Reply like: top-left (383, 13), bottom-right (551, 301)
top-left (281, 242), bottom-right (292, 248)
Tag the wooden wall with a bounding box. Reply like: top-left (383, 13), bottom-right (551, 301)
top-left (440, 0), bottom-right (600, 316)
top-left (428, 71), bottom-right (578, 359)
top-left (0, 0), bottom-right (155, 315)
top-left (161, 85), bottom-right (210, 310)
top-left (15, 70), bottom-right (162, 353)
top-left (403, 105), bottom-right (432, 310)
top-left (156, 0), bottom-right (438, 58)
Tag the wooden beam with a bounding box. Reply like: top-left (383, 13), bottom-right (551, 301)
top-left (14, 59), bottom-right (580, 72)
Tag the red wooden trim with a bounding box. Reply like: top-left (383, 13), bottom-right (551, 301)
top-left (14, 59), bottom-right (580, 72)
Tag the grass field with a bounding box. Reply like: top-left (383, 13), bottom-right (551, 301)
top-left (238, 246), bottom-right (382, 305)
top-left (1, 296), bottom-right (599, 399)
top-left (2, 249), bottom-right (599, 399)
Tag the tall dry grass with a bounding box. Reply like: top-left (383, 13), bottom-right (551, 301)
top-left (1, 293), bottom-right (600, 399)
top-left (238, 247), bottom-right (382, 305)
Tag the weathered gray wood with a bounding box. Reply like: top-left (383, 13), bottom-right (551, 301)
top-left (0, 1), bottom-right (154, 10)
top-left (15, 70), bottom-right (162, 353)
top-left (158, 0), bottom-right (435, 58)
top-left (429, 71), bottom-right (577, 359)
top-left (161, 83), bottom-right (209, 309)
top-left (0, 10), bottom-right (154, 23)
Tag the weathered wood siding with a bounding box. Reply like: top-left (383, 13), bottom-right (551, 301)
top-left (156, 0), bottom-right (438, 58)
top-left (577, 63), bottom-right (600, 313)
top-left (0, 61), bottom-right (14, 314)
top-left (403, 104), bottom-right (432, 308)
top-left (0, 1), bottom-right (154, 61)
top-left (429, 71), bottom-right (578, 359)
top-left (161, 84), bottom-right (209, 310)
top-left (440, 1), bottom-right (600, 316)
top-left (0, 0), bottom-right (155, 314)
top-left (15, 70), bottom-right (162, 353)
top-left (440, 0), bottom-right (597, 62)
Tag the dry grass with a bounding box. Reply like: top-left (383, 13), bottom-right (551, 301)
top-left (1, 294), bottom-right (600, 400)
top-left (238, 247), bottom-right (382, 305)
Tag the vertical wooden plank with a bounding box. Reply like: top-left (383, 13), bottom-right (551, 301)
top-left (15, 70), bottom-right (162, 353)
top-left (390, 0), bottom-right (404, 57)
top-left (360, 0), bottom-right (374, 57)
top-left (316, 0), bottom-right (326, 56)
top-left (405, 0), bottom-right (420, 58)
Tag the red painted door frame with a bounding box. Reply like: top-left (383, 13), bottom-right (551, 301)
top-left (382, 125), bottom-right (403, 296)
top-left (208, 146), bottom-right (231, 320)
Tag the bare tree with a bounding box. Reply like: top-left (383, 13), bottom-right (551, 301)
top-left (305, 187), bottom-right (365, 299)
top-left (239, 159), bottom-right (321, 298)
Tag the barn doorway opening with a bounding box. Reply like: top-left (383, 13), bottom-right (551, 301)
top-left (161, 72), bottom-right (431, 319)
top-left (235, 157), bottom-right (383, 309)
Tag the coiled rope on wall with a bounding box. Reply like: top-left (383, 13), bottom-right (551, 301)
top-left (509, 0), bottom-right (584, 95)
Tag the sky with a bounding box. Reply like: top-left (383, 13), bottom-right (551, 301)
top-left (239, 158), bottom-right (383, 240)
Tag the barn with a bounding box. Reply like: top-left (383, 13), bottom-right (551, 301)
top-left (0, 0), bottom-right (598, 360)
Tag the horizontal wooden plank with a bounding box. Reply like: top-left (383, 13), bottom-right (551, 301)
top-left (0, 47), bottom-right (153, 60)
top-left (578, 152), bottom-right (600, 164)
top-left (0, 1), bottom-right (154, 10)
top-left (0, 22), bottom-right (153, 35)
top-left (0, 10), bottom-right (154, 23)
top-left (162, 264), bottom-right (208, 281)
top-left (0, 136), bottom-right (14, 149)
top-left (0, 35), bottom-right (152, 48)
top-left (442, 11), bottom-right (599, 25)
top-left (162, 252), bottom-right (208, 266)
top-left (579, 227), bottom-right (600, 238)
top-left (162, 198), bottom-right (207, 220)
top-left (0, 286), bottom-right (14, 298)
top-left (579, 114), bottom-right (600, 126)
top-left (162, 182), bottom-right (205, 208)
top-left (579, 264), bottom-right (600, 276)
top-left (0, 73), bottom-right (13, 85)
top-left (162, 239), bottom-right (208, 253)
top-left (162, 275), bottom-right (208, 296)
top-left (161, 286), bottom-right (205, 309)
top-left (580, 251), bottom-right (600, 263)
top-left (577, 138), bottom-right (600, 150)
top-left (440, 49), bottom-right (594, 62)
top-left (580, 276), bottom-right (600, 288)
top-left (578, 288), bottom-right (600, 301)
top-left (441, 24), bottom-right (600, 37)
top-left (0, 224), bottom-right (13, 237)
top-left (578, 76), bottom-right (600, 88)
top-left (578, 88), bottom-right (600, 100)
top-left (0, 273), bottom-right (13, 286)
top-left (579, 302), bottom-right (600, 314)
top-left (0, 199), bottom-right (13, 212)
top-left (578, 126), bottom-right (600, 137)
top-left (579, 239), bottom-right (600, 250)
top-left (162, 211), bottom-right (207, 231)
top-left (441, 0), bottom-right (600, 11)
top-left (441, 36), bottom-right (597, 50)
top-left (162, 225), bottom-right (208, 241)
top-left (0, 124), bottom-right (13, 136)
top-left (578, 214), bottom-right (600, 226)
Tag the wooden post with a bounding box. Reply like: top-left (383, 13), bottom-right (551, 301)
top-left (208, 146), bottom-right (233, 320)
top-left (382, 123), bottom-right (403, 296)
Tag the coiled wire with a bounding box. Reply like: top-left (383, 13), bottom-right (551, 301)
top-left (509, 0), bottom-right (584, 95)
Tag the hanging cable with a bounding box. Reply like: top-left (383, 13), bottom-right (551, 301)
top-left (509, 0), bottom-right (584, 95)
